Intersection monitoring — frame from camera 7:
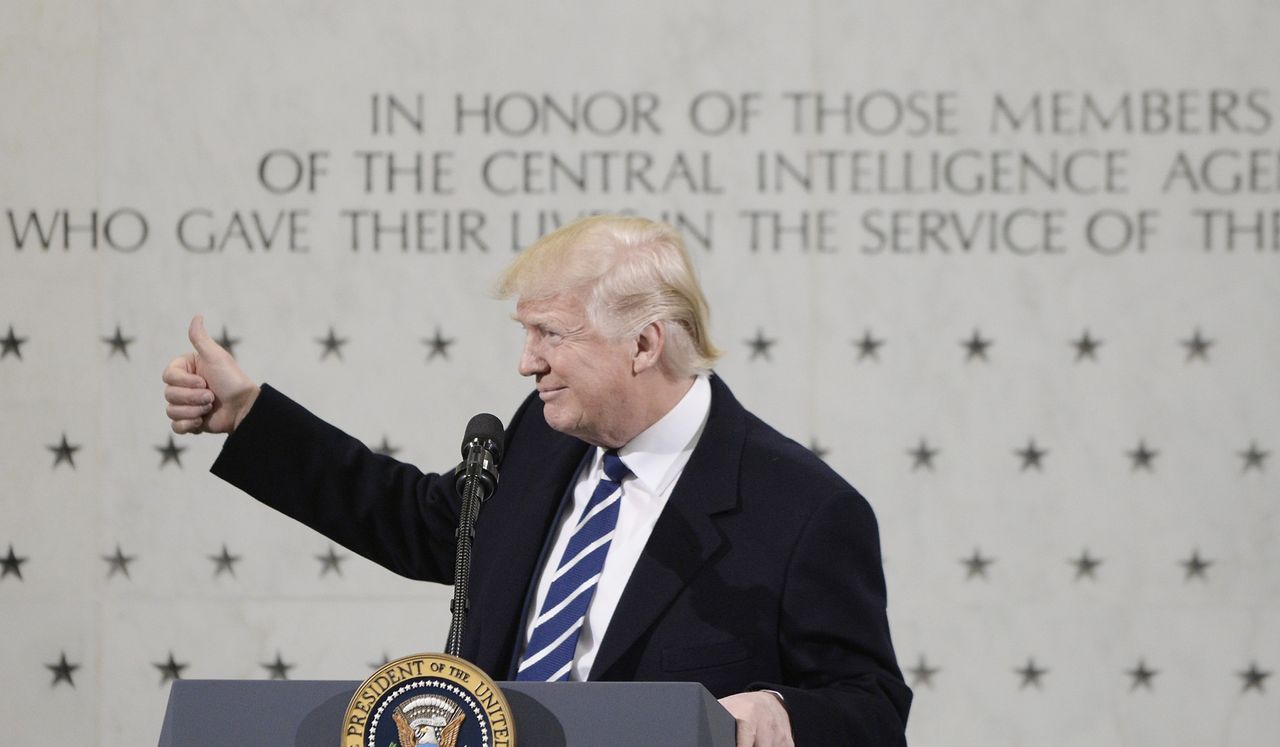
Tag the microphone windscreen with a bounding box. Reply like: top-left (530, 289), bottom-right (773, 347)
top-left (461, 413), bottom-right (505, 462)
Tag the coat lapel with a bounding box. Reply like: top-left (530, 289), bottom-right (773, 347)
top-left (589, 375), bottom-right (745, 679)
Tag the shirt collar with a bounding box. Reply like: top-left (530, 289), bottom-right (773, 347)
top-left (611, 375), bottom-right (711, 495)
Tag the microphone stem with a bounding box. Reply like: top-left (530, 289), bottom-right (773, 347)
top-left (446, 466), bottom-right (484, 657)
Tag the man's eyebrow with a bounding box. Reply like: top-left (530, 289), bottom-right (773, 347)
top-left (511, 312), bottom-right (553, 328)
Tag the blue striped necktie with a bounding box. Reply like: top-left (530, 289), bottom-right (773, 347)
top-left (516, 449), bottom-right (631, 681)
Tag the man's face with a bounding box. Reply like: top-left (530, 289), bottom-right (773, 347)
top-left (514, 293), bottom-right (637, 447)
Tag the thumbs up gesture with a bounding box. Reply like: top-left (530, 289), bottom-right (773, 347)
top-left (162, 315), bottom-right (260, 434)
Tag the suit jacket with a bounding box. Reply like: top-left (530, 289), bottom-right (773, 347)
top-left (211, 374), bottom-right (911, 745)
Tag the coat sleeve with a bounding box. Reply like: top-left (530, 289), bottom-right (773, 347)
top-left (209, 384), bottom-right (463, 582)
top-left (754, 489), bottom-right (912, 745)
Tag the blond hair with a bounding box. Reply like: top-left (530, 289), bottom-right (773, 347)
top-left (497, 215), bottom-right (721, 378)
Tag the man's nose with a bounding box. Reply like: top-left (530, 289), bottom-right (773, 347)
top-left (518, 337), bottom-right (547, 377)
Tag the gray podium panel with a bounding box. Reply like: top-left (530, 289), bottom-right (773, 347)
top-left (158, 679), bottom-right (735, 746)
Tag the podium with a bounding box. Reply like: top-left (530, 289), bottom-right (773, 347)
top-left (158, 679), bottom-right (736, 746)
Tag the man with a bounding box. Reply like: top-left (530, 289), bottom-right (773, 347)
top-left (163, 215), bottom-right (911, 745)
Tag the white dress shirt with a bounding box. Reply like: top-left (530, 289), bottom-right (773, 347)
top-left (522, 375), bottom-right (712, 681)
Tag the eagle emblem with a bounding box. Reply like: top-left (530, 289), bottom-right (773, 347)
top-left (341, 653), bottom-right (513, 747)
top-left (392, 694), bottom-right (466, 747)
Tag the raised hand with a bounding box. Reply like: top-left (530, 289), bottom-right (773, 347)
top-left (161, 315), bottom-right (260, 434)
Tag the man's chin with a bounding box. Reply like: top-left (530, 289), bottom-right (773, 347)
top-left (543, 405), bottom-right (599, 443)
top-left (540, 403), bottom-right (573, 432)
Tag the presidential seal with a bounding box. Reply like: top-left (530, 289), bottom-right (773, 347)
top-left (342, 653), bottom-right (515, 747)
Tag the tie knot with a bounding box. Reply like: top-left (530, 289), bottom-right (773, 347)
top-left (601, 449), bottom-right (630, 484)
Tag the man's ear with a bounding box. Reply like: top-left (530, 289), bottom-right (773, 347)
top-left (633, 320), bottom-right (665, 374)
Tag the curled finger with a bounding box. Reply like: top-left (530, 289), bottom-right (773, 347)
top-left (167, 402), bottom-right (212, 421)
top-left (170, 418), bottom-right (205, 435)
top-left (165, 384), bottom-right (213, 406)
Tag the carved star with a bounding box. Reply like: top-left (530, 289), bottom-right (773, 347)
top-left (1180, 549), bottom-right (1212, 581)
top-left (745, 329), bottom-right (776, 361)
top-left (908, 439), bottom-right (939, 471)
top-left (317, 545), bottom-right (346, 576)
top-left (103, 544), bottom-right (136, 579)
top-left (1127, 659), bottom-right (1158, 691)
top-left (1127, 440), bottom-right (1158, 472)
top-left (102, 324), bottom-right (134, 359)
top-left (209, 544), bottom-right (241, 577)
top-left (907, 655), bottom-right (940, 688)
top-left (1015, 658), bottom-right (1048, 690)
top-left (1015, 439), bottom-right (1048, 471)
top-left (1070, 329), bottom-right (1102, 362)
top-left (961, 329), bottom-right (992, 362)
top-left (1239, 441), bottom-right (1269, 473)
top-left (316, 327), bottom-right (347, 360)
top-left (261, 652), bottom-right (293, 680)
top-left (156, 435), bottom-right (187, 469)
top-left (1, 544), bottom-right (27, 580)
top-left (808, 440), bottom-right (829, 461)
top-left (422, 327), bottom-right (455, 361)
top-left (961, 549), bottom-right (994, 580)
top-left (214, 326), bottom-right (241, 357)
top-left (153, 652), bottom-right (188, 684)
top-left (1180, 328), bottom-right (1214, 362)
top-left (372, 435), bottom-right (400, 458)
top-left (46, 652), bottom-right (80, 688)
top-left (852, 330), bottom-right (885, 362)
top-left (0, 324), bottom-right (27, 360)
top-left (1238, 662), bottom-right (1271, 693)
top-left (47, 433), bottom-right (80, 469)
top-left (1069, 549), bottom-right (1103, 581)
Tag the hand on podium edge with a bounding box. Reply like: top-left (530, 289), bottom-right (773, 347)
top-left (719, 690), bottom-right (793, 747)
top-left (162, 314), bottom-right (260, 435)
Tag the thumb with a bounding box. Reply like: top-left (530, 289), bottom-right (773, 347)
top-left (188, 314), bottom-right (224, 358)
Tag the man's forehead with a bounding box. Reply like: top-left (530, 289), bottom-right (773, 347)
top-left (513, 294), bottom-right (586, 323)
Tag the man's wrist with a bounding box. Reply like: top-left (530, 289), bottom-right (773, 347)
top-left (230, 384), bottom-right (262, 432)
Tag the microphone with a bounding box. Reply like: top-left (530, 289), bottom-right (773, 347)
top-left (454, 413), bottom-right (504, 501)
top-left (446, 413), bottom-right (504, 657)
